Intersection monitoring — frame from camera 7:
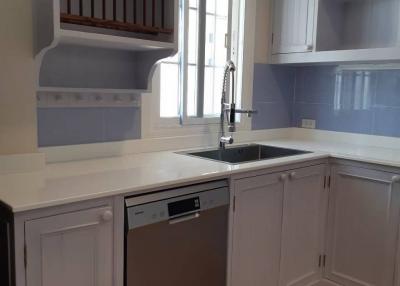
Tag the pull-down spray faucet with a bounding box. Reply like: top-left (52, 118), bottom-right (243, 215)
top-left (219, 60), bottom-right (257, 149)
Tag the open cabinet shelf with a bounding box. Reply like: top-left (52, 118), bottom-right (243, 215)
top-left (37, 86), bottom-right (147, 94)
top-left (271, 47), bottom-right (400, 65)
top-left (271, 0), bottom-right (400, 64)
top-left (33, 0), bottom-right (178, 92)
top-left (316, 0), bottom-right (400, 52)
top-left (60, 13), bottom-right (173, 35)
top-left (58, 28), bottom-right (177, 51)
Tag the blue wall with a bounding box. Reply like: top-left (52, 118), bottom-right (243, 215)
top-left (252, 64), bottom-right (296, 130)
top-left (37, 64), bottom-right (400, 147)
top-left (252, 64), bottom-right (400, 138)
top-left (38, 107), bottom-right (141, 147)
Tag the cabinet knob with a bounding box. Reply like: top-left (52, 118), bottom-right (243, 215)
top-left (279, 174), bottom-right (288, 181)
top-left (392, 176), bottom-right (400, 184)
top-left (102, 210), bottom-right (113, 222)
top-left (289, 172), bottom-right (297, 179)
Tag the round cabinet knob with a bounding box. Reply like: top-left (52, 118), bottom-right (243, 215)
top-left (392, 176), bottom-right (400, 184)
top-left (102, 210), bottom-right (113, 222)
top-left (279, 174), bottom-right (288, 181)
top-left (289, 172), bottom-right (297, 179)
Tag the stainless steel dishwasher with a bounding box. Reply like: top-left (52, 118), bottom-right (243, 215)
top-left (125, 180), bottom-right (229, 286)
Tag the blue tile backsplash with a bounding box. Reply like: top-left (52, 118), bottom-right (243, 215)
top-left (38, 107), bottom-right (141, 147)
top-left (37, 64), bottom-right (400, 147)
top-left (252, 64), bottom-right (296, 130)
top-left (252, 64), bottom-right (400, 138)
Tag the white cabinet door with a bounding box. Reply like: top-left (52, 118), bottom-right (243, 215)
top-left (325, 165), bottom-right (400, 286)
top-left (279, 165), bottom-right (327, 286)
top-left (272, 0), bottom-right (316, 54)
top-left (25, 206), bottom-right (114, 286)
top-left (231, 172), bottom-right (285, 286)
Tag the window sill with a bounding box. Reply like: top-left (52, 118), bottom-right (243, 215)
top-left (144, 117), bottom-right (250, 139)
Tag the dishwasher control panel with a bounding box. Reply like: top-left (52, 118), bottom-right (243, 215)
top-left (126, 185), bottom-right (229, 230)
top-left (168, 196), bottom-right (200, 217)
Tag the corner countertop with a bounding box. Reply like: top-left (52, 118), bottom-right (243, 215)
top-left (1, 138), bottom-right (400, 213)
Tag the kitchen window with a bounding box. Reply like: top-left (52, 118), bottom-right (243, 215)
top-left (159, 0), bottom-right (244, 125)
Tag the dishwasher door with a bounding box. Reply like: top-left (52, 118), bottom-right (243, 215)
top-left (125, 184), bottom-right (229, 286)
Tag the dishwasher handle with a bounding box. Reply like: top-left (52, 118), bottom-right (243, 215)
top-left (169, 212), bottom-right (200, 225)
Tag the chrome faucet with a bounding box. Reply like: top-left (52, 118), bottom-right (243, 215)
top-left (219, 60), bottom-right (257, 149)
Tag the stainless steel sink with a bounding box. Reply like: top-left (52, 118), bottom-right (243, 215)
top-left (180, 144), bottom-right (311, 164)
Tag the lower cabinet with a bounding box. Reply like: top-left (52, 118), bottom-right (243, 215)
top-left (25, 206), bottom-right (114, 286)
top-left (0, 205), bottom-right (14, 286)
top-left (231, 164), bottom-right (327, 286)
top-left (324, 165), bottom-right (400, 286)
top-left (19, 161), bottom-right (400, 286)
top-left (231, 171), bottom-right (286, 286)
top-left (230, 162), bottom-right (400, 286)
top-left (279, 165), bottom-right (327, 286)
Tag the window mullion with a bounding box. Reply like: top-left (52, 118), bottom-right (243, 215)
top-left (196, 0), bottom-right (207, 118)
top-left (211, 2), bottom-right (217, 115)
top-left (228, 0), bottom-right (236, 106)
top-left (181, 0), bottom-right (190, 123)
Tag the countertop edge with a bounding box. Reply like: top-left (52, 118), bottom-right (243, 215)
top-left (9, 153), bottom-right (330, 213)
top-left (7, 139), bottom-right (400, 213)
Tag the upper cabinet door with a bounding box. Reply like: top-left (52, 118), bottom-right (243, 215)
top-left (325, 165), bottom-right (400, 286)
top-left (231, 172), bottom-right (285, 286)
top-left (272, 0), bottom-right (316, 54)
top-left (25, 206), bottom-right (114, 286)
top-left (279, 165), bottom-right (327, 286)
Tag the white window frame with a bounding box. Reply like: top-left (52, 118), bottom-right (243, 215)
top-left (142, 0), bottom-right (256, 139)
top-left (181, 0), bottom-right (230, 125)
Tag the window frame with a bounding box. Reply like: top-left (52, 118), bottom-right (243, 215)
top-left (181, 0), bottom-right (232, 125)
top-left (142, 0), bottom-right (256, 139)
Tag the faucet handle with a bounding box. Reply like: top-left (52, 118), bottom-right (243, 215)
top-left (246, 110), bottom-right (258, 118)
top-left (220, 136), bottom-right (234, 145)
top-left (235, 109), bottom-right (258, 118)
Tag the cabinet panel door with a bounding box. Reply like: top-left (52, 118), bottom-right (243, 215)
top-left (0, 216), bottom-right (13, 286)
top-left (325, 165), bottom-right (400, 286)
top-left (279, 165), bottom-right (327, 286)
top-left (272, 0), bottom-right (316, 54)
top-left (25, 206), bottom-right (113, 286)
top-left (231, 172), bottom-right (285, 286)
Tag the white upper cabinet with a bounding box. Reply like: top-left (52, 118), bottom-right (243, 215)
top-left (279, 165), bottom-right (327, 286)
top-left (272, 0), bottom-right (316, 54)
top-left (325, 165), bottom-right (400, 286)
top-left (316, 0), bottom-right (400, 52)
top-left (271, 0), bottom-right (400, 64)
top-left (25, 206), bottom-right (114, 286)
top-left (33, 0), bottom-right (178, 54)
top-left (33, 0), bottom-right (178, 92)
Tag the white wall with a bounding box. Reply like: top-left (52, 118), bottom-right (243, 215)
top-left (0, 0), bottom-right (38, 155)
top-left (254, 0), bottom-right (272, 64)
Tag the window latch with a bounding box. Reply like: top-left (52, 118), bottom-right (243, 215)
top-left (225, 33), bottom-right (229, 49)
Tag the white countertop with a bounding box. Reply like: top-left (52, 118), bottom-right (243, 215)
top-left (2, 138), bottom-right (400, 213)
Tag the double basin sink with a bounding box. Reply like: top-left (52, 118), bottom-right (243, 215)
top-left (181, 144), bottom-right (311, 164)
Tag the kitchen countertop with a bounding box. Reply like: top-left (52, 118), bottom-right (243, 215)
top-left (2, 138), bottom-right (400, 213)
